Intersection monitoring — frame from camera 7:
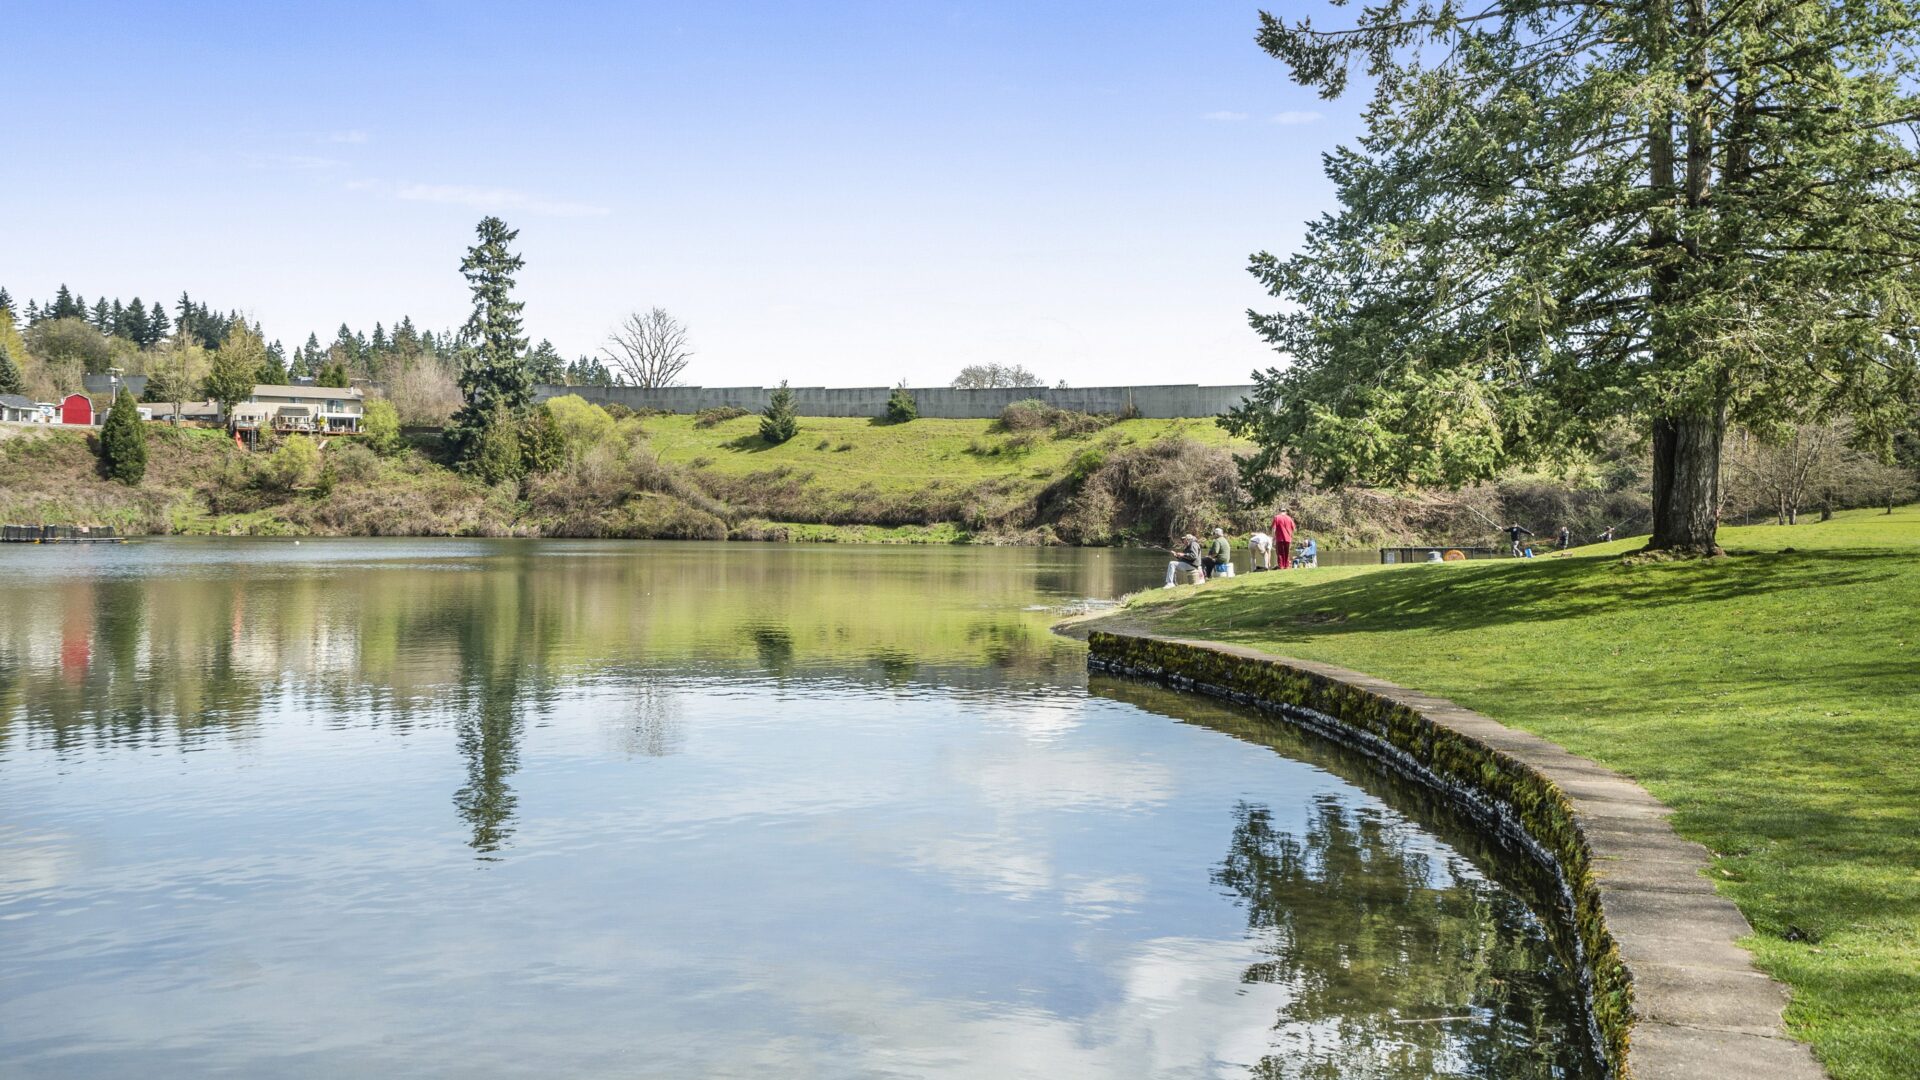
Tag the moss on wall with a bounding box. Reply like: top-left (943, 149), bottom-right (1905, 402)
top-left (1086, 630), bottom-right (1632, 1075)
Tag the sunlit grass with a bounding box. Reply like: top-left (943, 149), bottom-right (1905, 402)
top-left (642, 413), bottom-right (1246, 496)
top-left (1124, 506), bottom-right (1920, 1080)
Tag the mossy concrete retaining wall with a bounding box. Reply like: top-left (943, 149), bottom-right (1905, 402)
top-left (1085, 629), bottom-right (1825, 1080)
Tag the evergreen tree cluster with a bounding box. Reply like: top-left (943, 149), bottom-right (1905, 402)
top-left (289, 315), bottom-right (454, 385)
top-left (563, 354), bottom-right (612, 385)
top-left (13, 283), bottom-right (177, 347)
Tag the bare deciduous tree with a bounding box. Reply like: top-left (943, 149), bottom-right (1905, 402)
top-left (1723, 418), bottom-right (1918, 524)
top-left (950, 363), bottom-right (1043, 389)
top-left (602, 308), bottom-right (693, 389)
top-left (386, 353), bottom-right (464, 426)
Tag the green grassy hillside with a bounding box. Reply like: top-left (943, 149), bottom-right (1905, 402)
top-left (0, 413), bottom-right (1253, 542)
top-left (1113, 508), bottom-right (1920, 1080)
top-left (644, 412), bottom-right (1242, 494)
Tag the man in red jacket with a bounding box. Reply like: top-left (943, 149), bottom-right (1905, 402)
top-left (1272, 506), bottom-right (1297, 569)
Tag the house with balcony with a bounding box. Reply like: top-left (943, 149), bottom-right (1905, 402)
top-left (229, 384), bottom-right (365, 441)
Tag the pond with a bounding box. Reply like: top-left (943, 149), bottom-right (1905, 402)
top-left (0, 540), bottom-right (1602, 1079)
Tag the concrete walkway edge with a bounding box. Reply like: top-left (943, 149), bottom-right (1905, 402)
top-left (1077, 628), bottom-right (1825, 1080)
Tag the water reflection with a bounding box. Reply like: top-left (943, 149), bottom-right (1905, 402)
top-left (1092, 678), bottom-right (1601, 1080)
top-left (1218, 800), bottom-right (1581, 1079)
top-left (0, 540), bottom-right (1600, 1078)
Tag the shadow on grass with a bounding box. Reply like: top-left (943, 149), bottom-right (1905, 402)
top-left (720, 433), bottom-right (777, 453)
top-left (1156, 549), bottom-right (1907, 639)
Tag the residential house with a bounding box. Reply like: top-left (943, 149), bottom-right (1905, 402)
top-left (229, 384), bottom-right (365, 437)
top-left (149, 400), bottom-right (224, 425)
top-left (0, 394), bottom-right (37, 423)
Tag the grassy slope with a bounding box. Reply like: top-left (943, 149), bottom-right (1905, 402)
top-left (1119, 508), bottom-right (1920, 1080)
top-left (0, 416), bottom-right (1248, 540)
top-left (643, 413), bottom-right (1244, 495)
top-left (0, 426), bottom-right (525, 538)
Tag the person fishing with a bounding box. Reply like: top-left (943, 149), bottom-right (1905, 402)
top-left (1204, 527), bottom-right (1234, 578)
top-left (1505, 522), bottom-right (1534, 558)
top-left (1164, 533), bottom-right (1205, 588)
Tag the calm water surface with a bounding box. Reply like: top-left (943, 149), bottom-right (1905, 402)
top-left (0, 540), bottom-right (1601, 1079)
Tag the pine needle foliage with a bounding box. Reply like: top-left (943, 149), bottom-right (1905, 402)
top-left (99, 389), bottom-right (147, 485)
top-left (760, 380), bottom-right (799, 444)
top-left (1228, 0), bottom-right (1920, 553)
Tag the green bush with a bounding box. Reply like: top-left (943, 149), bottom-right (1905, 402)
top-left (1065, 447), bottom-right (1107, 487)
top-left (546, 395), bottom-right (617, 459)
top-left (886, 384), bottom-right (918, 423)
top-left (262, 434), bottom-right (322, 491)
top-left (760, 381), bottom-right (798, 444)
top-left (362, 398), bottom-right (403, 456)
top-left (98, 390), bottom-right (147, 485)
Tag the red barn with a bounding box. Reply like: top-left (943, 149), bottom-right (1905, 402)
top-left (60, 394), bottom-right (94, 426)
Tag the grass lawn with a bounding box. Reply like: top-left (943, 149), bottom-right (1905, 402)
top-left (640, 413), bottom-right (1246, 497)
top-left (1116, 506), bottom-right (1920, 1080)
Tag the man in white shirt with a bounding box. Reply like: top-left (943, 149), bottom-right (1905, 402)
top-left (1248, 530), bottom-right (1275, 571)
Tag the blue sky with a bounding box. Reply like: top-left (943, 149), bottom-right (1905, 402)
top-left (3, 1), bottom-right (1358, 387)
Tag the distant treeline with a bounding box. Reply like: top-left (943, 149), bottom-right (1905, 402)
top-left (0, 282), bottom-right (616, 424)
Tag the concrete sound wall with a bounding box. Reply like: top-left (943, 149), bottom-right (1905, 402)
top-left (532, 383), bottom-right (1254, 420)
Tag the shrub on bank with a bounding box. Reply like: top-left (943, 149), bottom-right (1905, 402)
top-left (261, 435), bottom-right (322, 491)
top-left (546, 395), bottom-right (618, 460)
top-left (98, 390), bottom-right (147, 485)
top-left (998, 398), bottom-right (1114, 438)
top-left (362, 399), bottom-right (403, 456)
top-left (885, 384), bottom-right (918, 423)
top-left (694, 406), bottom-right (749, 428)
top-left (760, 382), bottom-right (798, 444)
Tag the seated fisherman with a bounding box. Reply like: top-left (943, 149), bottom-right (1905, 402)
top-left (1164, 533), bottom-right (1205, 588)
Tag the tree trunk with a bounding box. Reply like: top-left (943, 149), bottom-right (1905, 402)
top-left (1648, 410), bottom-right (1726, 554)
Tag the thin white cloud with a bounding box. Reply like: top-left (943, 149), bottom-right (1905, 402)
top-left (321, 129), bottom-right (369, 144)
top-left (393, 181), bottom-right (612, 218)
top-left (1200, 110), bottom-right (1249, 122)
top-left (1270, 110), bottom-right (1324, 125)
top-left (244, 153), bottom-right (344, 170)
top-left (344, 180), bottom-right (611, 218)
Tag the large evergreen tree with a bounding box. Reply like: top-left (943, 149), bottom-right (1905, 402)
top-left (448, 217), bottom-right (532, 463)
top-left (1227, 0), bottom-right (1920, 553)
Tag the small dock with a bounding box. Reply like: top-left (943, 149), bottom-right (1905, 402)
top-left (2, 524), bottom-right (128, 544)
